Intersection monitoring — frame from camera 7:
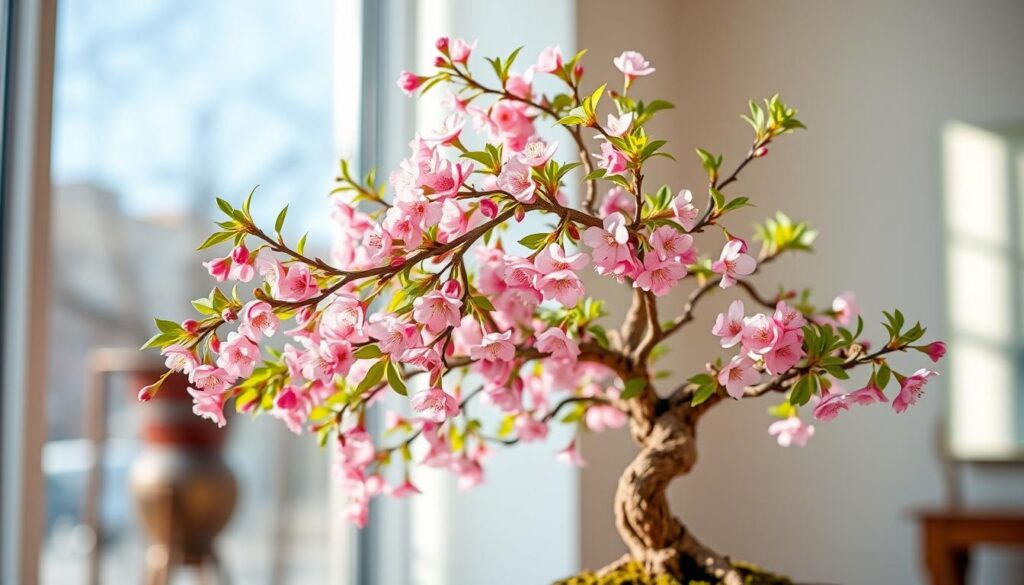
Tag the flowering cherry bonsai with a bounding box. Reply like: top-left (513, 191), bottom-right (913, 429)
top-left (144, 40), bottom-right (944, 584)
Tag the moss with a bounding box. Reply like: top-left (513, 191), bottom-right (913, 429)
top-left (554, 561), bottom-right (791, 585)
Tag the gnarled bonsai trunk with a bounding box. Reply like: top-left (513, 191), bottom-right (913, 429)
top-left (607, 404), bottom-right (743, 585)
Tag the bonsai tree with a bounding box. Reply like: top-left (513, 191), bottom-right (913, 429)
top-left (143, 40), bottom-right (944, 584)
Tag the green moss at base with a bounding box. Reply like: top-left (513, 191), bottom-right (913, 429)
top-left (554, 561), bottom-right (792, 585)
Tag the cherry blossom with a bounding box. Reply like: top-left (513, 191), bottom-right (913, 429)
top-left (606, 112), bottom-right (634, 137)
top-left (718, 355), bottom-right (759, 399)
top-left (597, 141), bottom-right (628, 176)
top-left (470, 331), bottom-right (516, 362)
top-left (497, 156), bottom-right (537, 203)
top-left (536, 46), bottom-right (563, 73)
top-left (711, 239), bottom-right (756, 288)
top-left (634, 254), bottom-right (686, 296)
top-left (412, 290), bottom-right (463, 334)
top-left (768, 417), bottom-right (815, 447)
top-left (535, 328), bottom-right (581, 363)
top-left (892, 369), bottom-right (937, 413)
top-left (411, 387), bottom-right (461, 423)
top-left (613, 50), bottom-right (656, 83)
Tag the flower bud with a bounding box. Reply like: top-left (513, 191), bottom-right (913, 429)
top-left (202, 257), bottom-right (232, 282)
top-left (435, 36), bottom-right (449, 53)
top-left (221, 307), bottom-right (238, 322)
top-left (396, 71), bottom-right (424, 96)
top-left (231, 244), bottom-right (250, 264)
top-left (573, 64), bottom-right (584, 82)
top-left (479, 198), bottom-right (498, 219)
top-left (440, 279), bottom-right (462, 299)
top-left (434, 56), bottom-right (447, 68)
top-left (209, 334), bottom-right (221, 353)
top-left (182, 319), bottom-right (200, 334)
top-left (514, 205), bottom-right (526, 223)
top-left (566, 223), bottom-right (581, 241)
top-left (754, 146), bottom-right (769, 158)
top-left (137, 382), bottom-right (159, 402)
top-left (915, 341), bottom-right (946, 363)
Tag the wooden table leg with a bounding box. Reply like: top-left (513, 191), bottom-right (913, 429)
top-left (923, 528), bottom-right (969, 585)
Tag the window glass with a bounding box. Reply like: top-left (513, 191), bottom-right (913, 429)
top-left (44, 2), bottom-right (340, 583)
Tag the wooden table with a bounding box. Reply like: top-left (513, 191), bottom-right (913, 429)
top-left (916, 509), bottom-right (1024, 585)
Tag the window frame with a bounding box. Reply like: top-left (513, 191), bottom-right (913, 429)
top-left (0, 1), bottom-right (58, 583)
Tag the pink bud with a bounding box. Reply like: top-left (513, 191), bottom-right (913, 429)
top-left (514, 205), bottom-right (526, 223)
top-left (440, 279), bottom-right (462, 299)
top-left (202, 257), bottom-right (232, 282)
top-left (137, 383), bottom-right (159, 402)
top-left (573, 64), bottom-right (584, 81)
top-left (295, 306), bottom-right (314, 326)
top-left (434, 56), bottom-right (446, 68)
top-left (566, 223), bottom-right (580, 241)
top-left (396, 71), bottom-right (424, 96)
top-left (727, 234), bottom-right (748, 254)
top-left (435, 36), bottom-right (449, 53)
top-left (209, 334), bottom-right (221, 353)
top-left (479, 198), bottom-right (498, 219)
top-left (754, 146), bottom-right (769, 158)
top-left (276, 388), bottom-right (299, 410)
top-left (182, 319), bottom-right (200, 334)
top-left (917, 341), bottom-right (947, 363)
top-left (221, 308), bottom-right (238, 322)
top-left (231, 244), bottom-right (249, 264)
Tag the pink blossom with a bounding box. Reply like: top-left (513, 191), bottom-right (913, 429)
top-left (382, 207), bottom-right (424, 249)
top-left (537, 269), bottom-right (586, 306)
top-left (388, 478), bottom-right (422, 498)
top-left (893, 368), bottom-right (937, 413)
top-left (583, 212), bottom-right (633, 275)
top-left (449, 38), bottom-right (476, 64)
top-left (366, 313), bottom-right (418, 357)
top-left (606, 112), bottom-right (633, 137)
top-left (711, 239), bottom-right (756, 288)
top-left (495, 287), bottom-right (542, 324)
top-left (535, 328), bottom-right (581, 362)
top-left (599, 186), bottom-right (636, 219)
top-left (613, 51), bottom-right (656, 82)
top-left (502, 255), bottom-right (542, 289)
top-left (768, 417), bottom-right (815, 447)
top-left (361, 225), bottom-right (393, 263)
top-left (395, 195), bottom-right (442, 229)
top-left (189, 365), bottom-right (233, 395)
top-left (634, 254), bottom-right (686, 296)
top-left (584, 403), bottom-right (628, 432)
top-left (916, 341), bottom-right (947, 363)
top-left (161, 344), bottom-right (198, 376)
top-left (535, 45), bottom-right (563, 73)
top-left (239, 300), bottom-right (278, 341)
top-left (556, 440), bottom-right (586, 467)
top-left (813, 392), bottom-right (851, 422)
top-left (400, 347), bottom-right (442, 373)
top-left (712, 300), bottom-right (745, 348)
top-left (187, 387), bottom-right (227, 427)
top-left (596, 141), bottom-right (628, 176)
top-left (320, 294), bottom-right (366, 343)
top-left (217, 332), bottom-right (260, 379)
top-left (277, 263), bottom-right (319, 301)
top-left (649, 226), bottom-right (696, 264)
top-left (479, 198), bottom-right (498, 219)
top-left (772, 301), bottom-right (806, 332)
top-left (452, 456), bottom-right (484, 491)
top-left (741, 313), bottom-right (783, 354)
top-left (299, 339), bottom-right (354, 383)
top-left (832, 292), bottom-right (860, 326)
top-left (504, 70), bottom-right (534, 99)
top-left (424, 113), bottom-right (464, 146)
top-left (535, 244), bottom-right (589, 274)
top-left (483, 380), bottom-right (522, 412)
top-left (411, 387), bottom-right (461, 423)
top-left (763, 331), bottom-right (804, 375)
top-left (497, 157), bottom-right (536, 203)
top-left (848, 381), bottom-right (887, 405)
top-left (203, 257), bottom-right (231, 282)
top-left (717, 355), bottom-right (759, 399)
top-left (412, 290), bottom-right (463, 334)
top-left (518, 139), bottom-right (558, 167)
top-left (670, 189), bottom-right (700, 232)
top-left (515, 415), bottom-right (549, 442)
top-left (470, 330), bottom-right (516, 362)
top-left (397, 71), bottom-right (424, 95)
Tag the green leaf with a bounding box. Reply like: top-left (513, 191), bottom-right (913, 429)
top-left (196, 231), bottom-right (234, 251)
top-left (354, 344), bottom-right (383, 359)
top-left (155, 318), bottom-right (183, 334)
top-left (274, 205), bottom-right (289, 234)
top-left (385, 361), bottom-right (407, 396)
top-left (472, 295), bottom-right (495, 312)
top-left (242, 186), bottom-right (257, 217)
top-left (584, 168), bottom-right (607, 181)
top-left (790, 374), bottom-right (817, 406)
top-left (621, 377), bottom-right (648, 400)
top-left (216, 197), bottom-right (234, 216)
top-left (518, 233), bottom-right (549, 250)
top-left (296, 232), bottom-right (309, 256)
top-left (356, 359), bottom-right (388, 395)
top-left (876, 364), bottom-right (892, 389)
top-left (690, 382), bottom-right (717, 406)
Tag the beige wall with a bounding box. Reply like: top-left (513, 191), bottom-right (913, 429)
top-left (577, 1), bottom-right (1024, 583)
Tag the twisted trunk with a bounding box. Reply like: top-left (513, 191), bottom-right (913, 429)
top-left (607, 405), bottom-right (742, 585)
